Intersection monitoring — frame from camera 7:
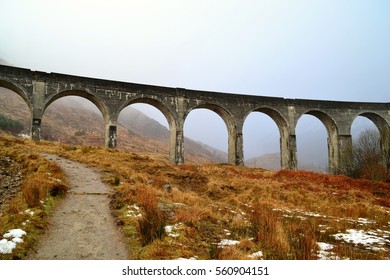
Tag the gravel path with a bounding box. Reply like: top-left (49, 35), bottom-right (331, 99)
top-left (28, 154), bottom-right (128, 259)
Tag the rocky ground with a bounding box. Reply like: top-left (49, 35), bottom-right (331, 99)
top-left (0, 156), bottom-right (23, 214)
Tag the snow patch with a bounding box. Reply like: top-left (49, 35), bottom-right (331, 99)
top-left (1, 229), bottom-right (26, 254)
top-left (177, 256), bottom-right (198, 260)
top-left (0, 239), bottom-right (16, 254)
top-left (333, 229), bottom-right (390, 250)
top-left (165, 223), bottom-right (183, 238)
top-left (3, 229), bottom-right (26, 239)
top-left (249, 250), bottom-right (263, 259)
top-left (317, 242), bottom-right (339, 260)
top-left (126, 204), bottom-right (142, 218)
top-left (217, 239), bottom-right (239, 248)
top-left (24, 209), bottom-right (34, 216)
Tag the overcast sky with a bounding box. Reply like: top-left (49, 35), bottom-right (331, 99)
top-left (1, 0), bottom-right (389, 167)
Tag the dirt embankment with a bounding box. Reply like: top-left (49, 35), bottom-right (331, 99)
top-left (0, 156), bottom-right (23, 214)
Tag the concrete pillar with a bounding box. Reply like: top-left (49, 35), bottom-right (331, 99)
top-left (338, 135), bottom-right (353, 174)
top-left (234, 130), bottom-right (244, 165)
top-left (31, 81), bottom-right (45, 141)
top-left (173, 96), bottom-right (186, 164)
top-left (31, 118), bottom-right (41, 141)
top-left (227, 125), bottom-right (243, 165)
top-left (172, 129), bottom-right (184, 164)
top-left (105, 124), bottom-right (117, 148)
top-left (380, 128), bottom-right (390, 169)
top-left (279, 132), bottom-right (290, 169)
top-left (328, 133), bottom-right (339, 174)
top-left (285, 134), bottom-right (297, 170)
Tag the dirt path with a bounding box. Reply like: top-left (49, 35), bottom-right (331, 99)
top-left (28, 154), bottom-right (129, 260)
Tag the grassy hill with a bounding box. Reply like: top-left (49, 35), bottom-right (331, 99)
top-left (1, 136), bottom-right (390, 260)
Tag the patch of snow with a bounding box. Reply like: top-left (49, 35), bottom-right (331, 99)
top-left (126, 204), bottom-right (142, 218)
top-left (3, 229), bottom-right (26, 239)
top-left (177, 256), bottom-right (198, 260)
top-left (24, 209), bottom-right (34, 216)
top-left (12, 237), bottom-right (23, 243)
top-left (249, 251), bottom-right (263, 259)
top-left (317, 242), bottom-right (339, 260)
top-left (18, 133), bottom-right (30, 139)
top-left (303, 211), bottom-right (323, 218)
top-left (318, 242), bottom-right (334, 251)
top-left (1, 229), bottom-right (27, 254)
top-left (165, 225), bottom-right (174, 233)
top-left (333, 229), bottom-right (390, 250)
top-left (217, 239), bottom-right (239, 248)
top-left (165, 223), bottom-right (182, 238)
top-left (0, 239), bottom-right (16, 254)
top-left (357, 218), bottom-right (375, 225)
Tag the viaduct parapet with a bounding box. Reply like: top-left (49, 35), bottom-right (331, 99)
top-left (1, 64), bottom-right (389, 173)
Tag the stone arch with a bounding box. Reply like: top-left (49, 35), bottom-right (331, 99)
top-left (0, 79), bottom-right (32, 111)
top-left (44, 89), bottom-right (109, 122)
top-left (351, 111), bottom-right (390, 169)
top-left (184, 103), bottom-right (238, 164)
top-left (117, 97), bottom-right (178, 163)
top-left (351, 111), bottom-right (389, 134)
top-left (118, 97), bottom-right (176, 131)
top-left (296, 110), bottom-right (339, 173)
top-left (242, 107), bottom-right (290, 169)
top-left (0, 80), bottom-right (32, 136)
top-left (43, 89), bottom-right (112, 147)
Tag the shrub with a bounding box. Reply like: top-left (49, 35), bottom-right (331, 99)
top-left (22, 174), bottom-right (48, 208)
top-left (136, 185), bottom-right (165, 246)
top-left (348, 129), bottom-right (388, 181)
top-left (250, 202), bottom-right (290, 259)
top-left (0, 114), bottom-right (24, 135)
top-left (286, 220), bottom-right (318, 260)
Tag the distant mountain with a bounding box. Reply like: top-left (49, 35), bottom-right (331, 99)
top-left (0, 88), bottom-right (227, 164)
top-left (245, 152), bottom-right (327, 173)
top-left (245, 153), bottom-right (281, 170)
top-left (0, 58), bottom-right (9, 66)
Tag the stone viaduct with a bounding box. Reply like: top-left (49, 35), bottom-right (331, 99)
top-left (0, 64), bottom-right (389, 173)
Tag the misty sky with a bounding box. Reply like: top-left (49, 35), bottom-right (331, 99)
top-left (1, 0), bottom-right (389, 168)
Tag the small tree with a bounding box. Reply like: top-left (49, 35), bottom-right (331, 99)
top-left (0, 114), bottom-right (24, 135)
top-left (352, 129), bottom-right (387, 181)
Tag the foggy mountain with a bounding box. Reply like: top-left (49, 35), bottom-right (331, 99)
top-left (0, 58), bottom-right (9, 66)
top-left (245, 153), bottom-right (327, 173)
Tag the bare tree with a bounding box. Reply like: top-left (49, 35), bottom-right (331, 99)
top-left (351, 129), bottom-right (388, 181)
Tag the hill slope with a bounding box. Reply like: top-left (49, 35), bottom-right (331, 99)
top-left (2, 136), bottom-right (389, 260)
top-left (246, 152), bottom-right (327, 173)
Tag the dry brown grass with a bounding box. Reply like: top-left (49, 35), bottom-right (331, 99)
top-left (2, 135), bottom-right (390, 260)
top-left (0, 136), bottom-right (68, 259)
top-left (136, 185), bottom-right (165, 246)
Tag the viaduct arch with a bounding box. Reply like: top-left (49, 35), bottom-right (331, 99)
top-left (1, 64), bottom-right (389, 174)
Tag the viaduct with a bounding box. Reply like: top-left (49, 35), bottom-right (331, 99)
top-left (0, 64), bottom-right (389, 174)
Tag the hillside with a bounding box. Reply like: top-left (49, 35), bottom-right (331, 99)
top-left (246, 153), bottom-right (327, 173)
top-left (1, 136), bottom-right (390, 260)
top-left (0, 88), bottom-right (227, 163)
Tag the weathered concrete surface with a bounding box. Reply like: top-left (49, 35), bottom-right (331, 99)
top-left (1, 64), bottom-right (389, 173)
